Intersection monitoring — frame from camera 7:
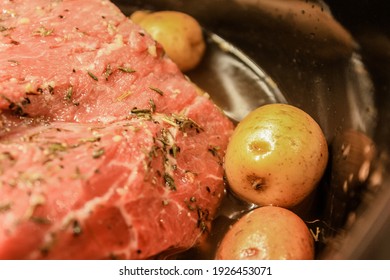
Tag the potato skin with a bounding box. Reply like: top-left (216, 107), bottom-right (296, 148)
top-left (224, 103), bottom-right (328, 208)
top-left (133, 11), bottom-right (206, 72)
top-left (215, 206), bottom-right (315, 260)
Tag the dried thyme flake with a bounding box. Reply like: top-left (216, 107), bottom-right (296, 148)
top-left (162, 200), bottom-right (169, 206)
top-left (197, 208), bottom-right (209, 232)
top-left (130, 108), bottom-right (152, 119)
top-left (198, 220), bottom-right (207, 231)
top-left (80, 136), bottom-right (101, 143)
top-left (187, 204), bottom-right (196, 211)
top-left (0, 203), bottom-right (11, 213)
top-left (87, 71), bottom-right (99, 81)
top-left (118, 66), bottom-right (136, 73)
top-left (7, 59), bottom-right (19, 65)
top-left (46, 142), bottom-right (68, 154)
top-left (169, 144), bottom-right (180, 158)
top-left (131, 108), bottom-right (151, 114)
top-left (72, 220), bottom-right (82, 236)
top-left (48, 85), bottom-right (55, 94)
top-left (103, 64), bottom-right (113, 80)
top-left (161, 116), bottom-right (177, 127)
top-left (148, 145), bottom-right (160, 159)
top-left (163, 114), bottom-right (203, 133)
top-left (71, 166), bottom-right (85, 180)
top-left (19, 172), bottom-right (44, 186)
top-left (39, 233), bottom-right (56, 256)
top-left (149, 86), bottom-right (164, 96)
top-left (174, 114), bottom-right (203, 132)
top-left (208, 146), bottom-right (221, 157)
top-left (163, 173), bottom-right (176, 191)
top-left (8, 101), bottom-right (27, 117)
top-left (116, 90), bottom-right (132, 102)
top-left (149, 99), bottom-right (156, 113)
top-left (0, 151), bottom-right (16, 162)
top-left (30, 216), bottom-right (51, 224)
top-left (34, 26), bottom-right (54, 36)
top-left (64, 86), bottom-right (73, 101)
top-left (92, 148), bottom-right (105, 159)
top-left (156, 129), bottom-right (171, 146)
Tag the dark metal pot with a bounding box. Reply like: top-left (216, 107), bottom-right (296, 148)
top-left (113, 0), bottom-right (390, 259)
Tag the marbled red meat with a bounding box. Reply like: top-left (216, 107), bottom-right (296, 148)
top-left (0, 0), bottom-right (233, 259)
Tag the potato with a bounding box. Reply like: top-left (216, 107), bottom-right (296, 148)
top-left (224, 103), bottom-right (328, 208)
top-left (130, 10), bottom-right (151, 23)
top-left (132, 11), bottom-right (206, 72)
top-left (215, 206), bottom-right (315, 260)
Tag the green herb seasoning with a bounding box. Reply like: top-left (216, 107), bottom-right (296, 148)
top-left (162, 200), bottom-right (169, 206)
top-left (197, 208), bottom-right (209, 232)
top-left (103, 64), bottom-right (113, 80)
top-left (92, 148), bottom-right (105, 159)
top-left (174, 114), bottom-right (203, 132)
top-left (130, 108), bottom-right (152, 119)
top-left (208, 146), bottom-right (220, 157)
top-left (0, 203), bottom-right (11, 213)
top-left (30, 216), bottom-right (51, 224)
top-left (7, 59), bottom-right (19, 65)
top-left (34, 26), bottom-right (54, 36)
top-left (8, 101), bottom-right (26, 117)
top-left (47, 142), bottom-right (67, 153)
top-left (0, 151), bottom-right (15, 162)
top-left (131, 108), bottom-right (151, 114)
top-left (149, 99), bottom-right (156, 113)
top-left (64, 86), bottom-right (73, 102)
top-left (148, 145), bottom-right (160, 161)
top-left (169, 144), bottom-right (180, 158)
top-left (48, 85), bottom-right (55, 95)
top-left (149, 86), bottom-right (164, 96)
top-left (116, 90), bottom-right (132, 101)
top-left (72, 220), bottom-right (82, 236)
top-left (80, 136), bottom-right (101, 143)
top-left (40, 233), bottom-right (56, 254)
top-left (156, 128), bottom-right (171, 147)
top-left (163, 114), bottom-right (203, 133)
top-left (187, 204), bottom-right (196, 211)
top-left (87, 71), bottom-right (98, 81)
top-left (163, 173), bottom-right (176, 191)
top-left (72, 166), bottom-right (85, 180)
top-left (118, 66), bottom-right (136, 74)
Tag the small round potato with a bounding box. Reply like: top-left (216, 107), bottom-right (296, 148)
top-left (132, 11), bottom-right (206, 72)
top-left (130, 10), bottom-right (151, 23)
top-left (224, 103), bottom-right (328, 208)
top-left (215, 206), bottom-right (315, 260)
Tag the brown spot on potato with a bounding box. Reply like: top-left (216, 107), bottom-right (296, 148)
top-left (247, 174), bottom-right (266, 190)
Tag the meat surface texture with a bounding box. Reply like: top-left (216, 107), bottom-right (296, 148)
top-left (0, 0), bottom-right (233, 259)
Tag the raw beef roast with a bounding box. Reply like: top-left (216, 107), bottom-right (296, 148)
top-left (0, 0), bottom-right (234, 259)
